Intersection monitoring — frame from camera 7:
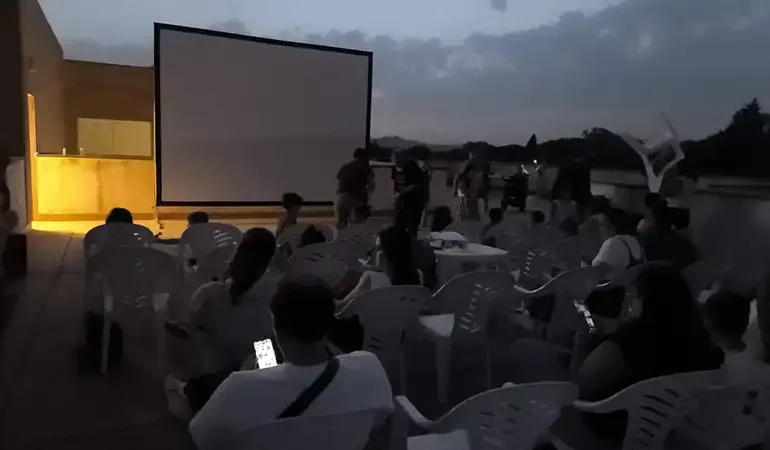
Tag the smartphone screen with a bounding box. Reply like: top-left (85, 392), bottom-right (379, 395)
top-left (253, 339), bottom-right (278, 369)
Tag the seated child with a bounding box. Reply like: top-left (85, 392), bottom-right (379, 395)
top-left (276, 192), bottom-right (303, 237)
top-left (481, 208), bottom-right (504, 246)
top-left (156, 211), bottom-right (210, 245)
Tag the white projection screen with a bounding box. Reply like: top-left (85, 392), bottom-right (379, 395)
top-left (154, 23), bottom-right (372, 205)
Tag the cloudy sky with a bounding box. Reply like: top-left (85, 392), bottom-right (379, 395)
top-left (41, 0), bottom-right (770, 145)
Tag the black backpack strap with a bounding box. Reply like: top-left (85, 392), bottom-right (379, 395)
top-left (277, 356), bottom-right (340, 420)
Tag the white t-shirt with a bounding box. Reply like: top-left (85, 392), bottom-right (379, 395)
top-left (592, 235), bottom-right (644, 275)
top-left (189, 351), bottom-right (394, 450)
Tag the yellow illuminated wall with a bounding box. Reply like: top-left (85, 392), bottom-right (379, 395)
top-left (77, 118), bottom-right (153, 158)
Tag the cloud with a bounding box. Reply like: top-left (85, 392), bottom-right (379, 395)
top-left (57, 0), bottom-right (770, 145)
top-left (490, 0), bottom-right (507, 13)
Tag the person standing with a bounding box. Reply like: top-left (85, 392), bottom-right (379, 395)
top-left (453, 149), bottom-right (486, 222)
top-left (502, 165), bottom-right (529, 212)
top-left (413, 146), bottom-right (433, 227)
top-left (335, 148), bottom-right (373, 230)
top-left (392, 150), bottom-right (427, 236)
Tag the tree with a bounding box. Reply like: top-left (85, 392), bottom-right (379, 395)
top-left (525, 134), bottom-right (538, 148)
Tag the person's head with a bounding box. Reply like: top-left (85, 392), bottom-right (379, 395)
top-left (703, 290), bottom-right (751, 351)
top-left (643, 193), bottom-right (670, 228)
top-left (270, 275), bottom-right (335, 361)
top-left (187, 211), bottom-right (209, 226)
top-left (488, 208), bottom-right (503, 225)
top-left (229, 227), bottom-right (277, 302)
top-left (281, 192), bottom-right (303, 214)
top-left (529, 210), bottom-right (546, 227)
top-left (635, 265), bottom-right (703, 332)
top-left (431, 206), bottom-right (453, 232)
top-left (393, 149), bottom-right (408, 168)
top-left (376, 225), bottom-right (419, 284)
top-left (598, 207), bottom-right (633, 240)
top-left (353, 147), bottom-right (368, 162)
top-left (588, 195), bottom-right (611, 217)
top-left (413, 146), bottom-right (431, 162)
top-left (559, 218), bottom-right (579, 237)
top-left (352, 204), bottom-right (371, 223)
top-left (469, 147), bottom-right (483, 163)
top-left (298, 225), bottom-right (327, 248)
top-left (105, 207), bottom-right (133, 224)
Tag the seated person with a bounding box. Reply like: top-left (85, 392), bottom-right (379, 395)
top-left (329, 226), bottom-right (421, 352)
top-left (351, 204), bottom-right (371, 225)
top-left (181, 275), bottom-right (393, 450)
top-left (105, 207), bottom-right (133, 224)
top-left (156, 211), bottom-right (210, 245)
top-left (185, 229), bottom-right (282, 363)
top-left (298, 225), bottom-right (328, 248)
top-left (554, 218), bottom-right (581, 271)
top-left (576, 266), bottom-right (724, 442)
top-left (276, 192), bottom-right (303, 237)
top-left (481, 208), bottom-right (504, 247)
top-left (578, 195), bottom-right (611, 254)
top-left (636, 193), bottom-right (663, 234)
top-left (639, 201), bottom-right (698, 269)
top-left (586, 208), bottom-right (645, 318)
top-left (702, 290), bottom-right (764, 383)
top-left (430, 205), bottom-right (453, 232)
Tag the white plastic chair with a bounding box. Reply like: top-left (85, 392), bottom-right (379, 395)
top-left (419, 270), bottom-right (516, 404)
top-left (177, 223), bottom-right (242, 273)
top-left (682, 258), bottom-right (729, 301)
top-left (558, 371), bottom-right (721, 450)
top-left (90, 247), bottom-right (180, 374)
top-left (226, 408), bottom-right (380, 450)
top-left (335, 222), bottom-right (381, 265)
top-left (676, 366), bottom-right (770, 450)
top-left (287, 242), bottom-right (348, 287)
top-left (82, 223), bottom-right (156, 316)
top-left (338, 286), bottom-right (431, 393)
top-left (394, 382), bottom-right (578, 450)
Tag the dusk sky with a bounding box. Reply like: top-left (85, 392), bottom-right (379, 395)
top-left (40, 0), bottom-right (770, 145)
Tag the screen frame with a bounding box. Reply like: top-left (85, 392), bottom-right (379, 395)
top-left (153, 22), bottom-right (374, 206)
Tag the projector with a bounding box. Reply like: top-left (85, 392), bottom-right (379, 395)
top-left (428, 231), bottom-right (468, 250)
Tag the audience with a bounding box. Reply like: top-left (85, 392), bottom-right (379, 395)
top-left (330, 226), bottom-right (420, 352)
top-left (105, 207), bottom-right (133, 224)
top-left (576, 266), bottom-right (724, 441)
top-left (551, 186), bottom-right (578, 226)
top-left (277, 192), bottom-right (303, 237)
top-left (639, 199), bottom-right (698, 269)
top-left (298, 225), bottom-right (328, 248)
top-left (636, 193), bottom-right (664, 234)
top-left (182, 275), bottom-right (393, 450)
top-left (156, 211), bottom-right (210, 245)
top-left (430, 205), bottom-right (453, 232)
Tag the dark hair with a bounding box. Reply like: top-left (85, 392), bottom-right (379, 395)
top-left (105, 207), bottom-right (133, 224)
top-left (431, 206), bottom-right (453, 232)
top-left (281, 192), bottom-right (303, 210)
top-left (353, 204), bottom-right (371, 221)
top-left (588, 195), bottom-right (611, 216)
top-left (271, 275), bottom-right (335, 343)
top-left (704, 290), bottom-right (751, 347)
top-left (559, 218), bottom-right (579, 236)
top-left (298, 225), bottom-right (327, 248)
top-left (229, 228), bottom-right (277, 303)
top-left (378, 226), bottom-right (421, 285)
top-left (411, 145), bottom-right (431, 161)
top-left (603, 207), bottom-right (633, 235)
top-left (353, 148), bottom-right (367, 159)
top-left (530, 210), bottom-right (545, 224)
top-left (619, 265), bottom-right (724, 368)
top-left (187, 211), bottom-right (209, 225)
top-left (488, 208), bottom-right (503, 223)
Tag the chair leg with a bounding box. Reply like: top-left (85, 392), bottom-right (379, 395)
top-left (435, 341), bottom-right (450, 405)
top-left (100, 311), bottom-right (111, 375)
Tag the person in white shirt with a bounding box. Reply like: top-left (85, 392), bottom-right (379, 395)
top-left (587, 208), bottom-right (644, 318)
top-left (181, 275), bottom-right (393, 450)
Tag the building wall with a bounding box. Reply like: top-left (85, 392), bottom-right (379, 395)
top-left (0, 0), bottom-right (25, 162)
top-left (62, 60), bottom-right (154, 156)
top-left (20, 0), bottom-right (65, 156)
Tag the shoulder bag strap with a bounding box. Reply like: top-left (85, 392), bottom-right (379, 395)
top-left (277, 356), bottom-right (340, 419)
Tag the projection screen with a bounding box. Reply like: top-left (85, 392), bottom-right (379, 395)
top-left (154, 23), bottom-right (372, 205)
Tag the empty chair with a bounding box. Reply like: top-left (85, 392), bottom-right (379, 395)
top-left (337, 285), bottom-right (431, 393)
top-left (177, 222), bottom-right (242, 272)
top-left (562, 371), bottom-right (721, 450)
top-left (287, 242), bottom-right (348, 287)
top-left (394, 382), bottom-right (578, 450)
top-left (420, 270), bottom-right (516, 404)
top-left (90, 246), bottom-right (180, 374)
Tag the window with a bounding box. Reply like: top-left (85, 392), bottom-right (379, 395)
top-left (76, 118), bottom-right (153, 158)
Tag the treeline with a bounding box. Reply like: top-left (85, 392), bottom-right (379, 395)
top-left (370, 98), bottom-right (770, 178)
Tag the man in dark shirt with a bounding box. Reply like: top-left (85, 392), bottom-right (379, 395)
top-left (335, 148), bottom-right (372, 230)
top-left (392, 150), bottom-right (427, 236)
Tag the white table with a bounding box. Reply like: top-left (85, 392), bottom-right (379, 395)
top-left (434, 243), bottom-right (510, 286)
